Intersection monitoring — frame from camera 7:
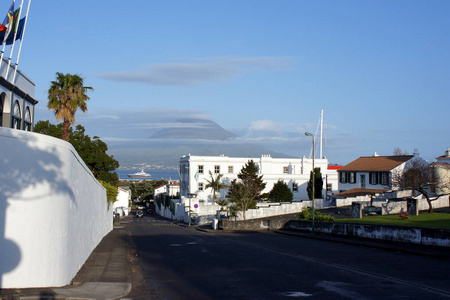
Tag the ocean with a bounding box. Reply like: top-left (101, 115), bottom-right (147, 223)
top-left (116, 169), bottom-right (180, 181)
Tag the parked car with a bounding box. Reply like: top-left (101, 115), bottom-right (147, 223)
top-left (136, 210), bottom-right (144, 218)
top-left (146, 208), bottom-right (153, 214)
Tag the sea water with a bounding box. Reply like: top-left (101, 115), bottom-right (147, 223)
top-left (116, 169), bottom-right (180, 181)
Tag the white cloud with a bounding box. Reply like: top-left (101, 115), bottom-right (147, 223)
top-left (92, 56), bottom-right (292, 86)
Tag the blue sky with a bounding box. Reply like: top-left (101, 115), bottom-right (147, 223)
top-left (11, 0), bottom-right (450, 164)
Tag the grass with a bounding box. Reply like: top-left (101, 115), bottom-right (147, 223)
top-left (335, 212), bottom-right (450, 230)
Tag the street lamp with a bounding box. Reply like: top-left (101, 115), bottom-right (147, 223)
top-left (305, 132), bottom-right (315, 232)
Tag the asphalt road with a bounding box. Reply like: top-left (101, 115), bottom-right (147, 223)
top-left (125, 213), bottom-right (450, 300)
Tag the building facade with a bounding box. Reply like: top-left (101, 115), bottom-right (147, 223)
top-left (0, 58), bottom-right (37, 131)
top-left (179, 154), bottom-right (338, 203)
top-left (433, 148), bottom-right (450, 195)
top-left (338, 154), bottom-right (414, 192)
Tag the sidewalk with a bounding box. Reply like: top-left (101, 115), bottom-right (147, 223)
top-left (0, 216), bottom-right (133, 300)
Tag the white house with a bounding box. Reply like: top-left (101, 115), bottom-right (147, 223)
top-left (114, 187), bottom-right (131, 216)
top-left (154, 184), bottom-right (167, 198)
top-left (337, 154), bottom-right (414, 193)
top-left (179, 154), bottom-right (339, 203)
top-left (432, 148), bottom-right (450, 195)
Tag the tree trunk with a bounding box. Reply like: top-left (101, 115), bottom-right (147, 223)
top-left (62, 119), bottom-right (70, 142)
top-left (419, 189), bottom-right (433, 213)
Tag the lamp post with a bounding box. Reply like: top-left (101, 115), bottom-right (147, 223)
top-left (305, 132), bottom-right (315, 232)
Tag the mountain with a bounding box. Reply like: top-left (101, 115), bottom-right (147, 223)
top-left (109, 140), bottom-right (292, 169)
top-left (149, 118), bottom-right (237, 140)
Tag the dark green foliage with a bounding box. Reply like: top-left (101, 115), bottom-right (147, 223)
top-left (307, 167), bottom-right (323, 200)
top-left (34, 120), bottom-right (119, 186)
top-left (227, 160), bottom-right (266, 220)
top-left (268, 180), bottom-right (293, 203)
top-left (130, 180), bottom-right (167, 201)
top-left (99, 180), bottom-right (119, 209)
top-left (298, 208), bottom-right (334, 222)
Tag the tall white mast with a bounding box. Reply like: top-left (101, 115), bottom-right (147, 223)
top-left (320, 110), bottom-right (323, 159)
top-left (5, 0), bottom-right (24, 80)
top-left (12, 0), bottom-right (30, 84)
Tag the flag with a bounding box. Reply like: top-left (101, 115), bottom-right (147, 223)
top-left (0, 2), bottom-right (14, 33)
top-left (194, 171), bottom-right (199, 182)
top-left (0, 17), bottom-right (24, 45)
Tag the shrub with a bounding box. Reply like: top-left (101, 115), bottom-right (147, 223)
top-left (298, 208), bottom-right (334, 222)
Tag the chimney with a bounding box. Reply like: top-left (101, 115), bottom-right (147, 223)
top-left (413, 148), bottom-right (420, 157)
top-left (446, 147), bottom-right (450, 157)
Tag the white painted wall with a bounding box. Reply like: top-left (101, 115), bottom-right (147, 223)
top-left (0, 128), bottom-right (112, 288)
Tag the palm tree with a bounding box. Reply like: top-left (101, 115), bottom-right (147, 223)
top-left (47, 72), bottom-right (93, 141)
top-left (205, 171), bottom-right (229, 201)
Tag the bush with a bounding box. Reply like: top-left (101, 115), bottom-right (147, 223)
top-left (298, 208), bottom-right (334, 222)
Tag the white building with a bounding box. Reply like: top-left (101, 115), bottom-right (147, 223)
top-left (114, 187), bottom-right (131, 216)
top-left (337, 154), bottom-right (415, 193)
top-left (432, 148), bottom-right (450, 195)
top-left (1, 58), bottom-right (38, 131)
top-left (179, 154), bottom-right (339, 203)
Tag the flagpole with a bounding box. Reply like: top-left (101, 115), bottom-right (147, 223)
top-left (5, 0), bottom-right (24, 80)
top-left (12, 0), bottom-right (30, 84)
top-left (0, 0), bottom-right (15, 73)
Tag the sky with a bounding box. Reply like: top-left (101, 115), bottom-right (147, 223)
top-left (10, 0), bottom-right (450, 165)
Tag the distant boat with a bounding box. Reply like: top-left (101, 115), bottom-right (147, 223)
top-left (127, 169), bottom-right (152, 179)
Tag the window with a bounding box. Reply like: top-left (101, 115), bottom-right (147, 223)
top-left (228, 166), bottom-right (233, 173)
top-left (381, 172), bottom-right (388, 185)
top-left (283, 166), bottom-right (289, 174)
top-left (198, 165), bottom-right (204, 174)
top-left (349, 172), bottom-right (356, 184)
top-left (24, 107), bottom-right (32, 131)
top-left (327, 183), bottom-right (332, 192)
top-left (12, 100), bottom-right (21, 130)
top-left (370, 172), bottom-right (378, 185)
top-left (0, 96), bottom-right (3, 126)
top-left (214, 165), bottom-right (220, 174)
top-left (198, 182), bottom-right (204, 191)
top-left (292, 183), bottom-right (298, 192)
top-left (340, 172), bottom-right (347, 183)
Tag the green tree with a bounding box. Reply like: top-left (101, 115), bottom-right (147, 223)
top-left (227, 160), bottom-right (266, 220)
top-left (99, 180), bottom-right (118, 209)
top-left (34, 121), bottom-right (119, 186)
top-left (130, 180), bottom-right (168, 202)
top-left (205, 171), bottom-right (229, 201)
top-left (47, 72), bottom-right (93, 141)
top-left (307, 167), bottom-right (323, 200)
top-left (268, 180), bottom-right (293, 203)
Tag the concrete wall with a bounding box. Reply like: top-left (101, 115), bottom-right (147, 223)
top-left (0, 128), bottom-right (112, 288)
top-left (283, 220), bottom-right (450, 247)
top-left (221, 214), bottom-right (295, 230)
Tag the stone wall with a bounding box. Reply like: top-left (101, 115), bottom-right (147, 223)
top-left (283, 220), bottom-right (450, 247)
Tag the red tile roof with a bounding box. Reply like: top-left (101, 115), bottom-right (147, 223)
top-left (339, 155), bottom-right (414, 172)
top-left (327, 165), bottom-right (343, 170)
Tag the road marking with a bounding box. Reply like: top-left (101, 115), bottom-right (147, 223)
top-left (282, 291), bottom-right (312, 297)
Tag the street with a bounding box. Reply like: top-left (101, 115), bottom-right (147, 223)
top-left (125, 213), bottom-right (450, 299)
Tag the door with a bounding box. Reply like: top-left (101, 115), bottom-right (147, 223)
top-left (360, 174), bottom-right (366, 188)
